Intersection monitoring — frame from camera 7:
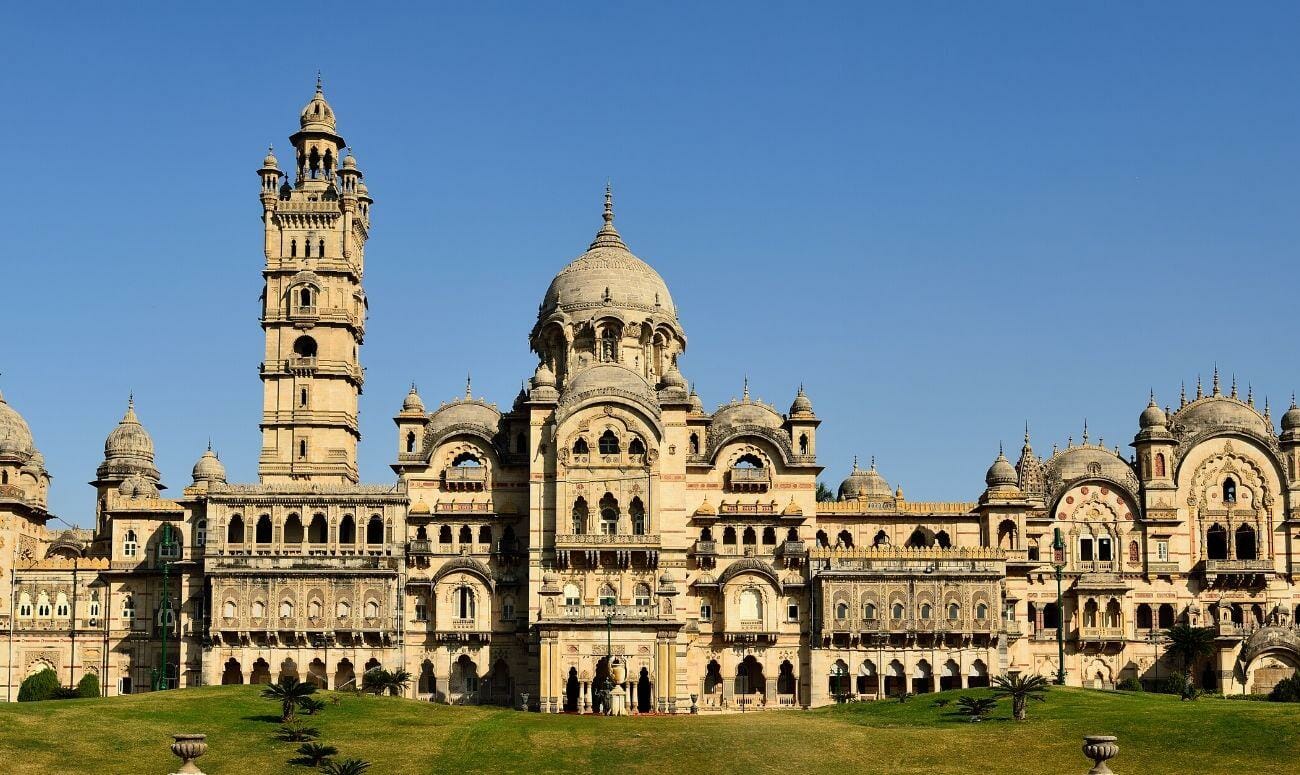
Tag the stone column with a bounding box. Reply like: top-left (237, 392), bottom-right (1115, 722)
top-left (629, 681), bottom-right (637, 713)
top-left (582, 680), bottom-right (590, 712)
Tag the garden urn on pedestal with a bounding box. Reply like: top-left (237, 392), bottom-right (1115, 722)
top-left (1082, 735), bottom-right (1119, 774)
top-left (169, 733), bottom-right (208, 775)
top-left (608, 657), bottom-right (629, 716)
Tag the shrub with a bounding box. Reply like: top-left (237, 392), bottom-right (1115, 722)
top-left (955, 695), bottom-right (998, 722)
top-left (1268, 672), bottom-right (1300, 703)
top-left (18, 669), bottom-right (61, 702)
top-left (296, 742), bottom-right (338, 765)
top-left (51, 687), bottom-right (82, 700)
top-left (1116, 677), bottom-right (1143, 692)
top-left (277, 720), bottom-right (320, 742)
top-left (298, 697), bottom-right (327, 715)
top-left (76, 673), bottom-right (100, 698)
top-left (321, 758), bottom-right (371, 775)
top-left (1155, 673), bottom-right (1188, 696)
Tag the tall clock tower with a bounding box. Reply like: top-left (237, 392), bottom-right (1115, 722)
top-left (255, 78), bottom-right (372, 484)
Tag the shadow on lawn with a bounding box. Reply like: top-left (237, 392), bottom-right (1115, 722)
top-left (242, 713), bottom-right (284, 723)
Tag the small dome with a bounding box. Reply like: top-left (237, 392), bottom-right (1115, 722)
top-left (658, 571), bottom-right (674, 586)
top-left (532, 362), bottom-right (556, 388)
top-left (117, 473), bottom-right (159, 500)
top-left (191, 447), bottom-right (226, 484)
top-left (789, 385), bottom-right (814, 416)
top-left (0, 391), bottom-right (36, 458)
top-left (299, 80), bottom-right (337, 132)
top-left (839, 458), bottom-right (891, 501)
top-left (1282, 397), bottom-right (1300, 432)
top-left (426, 394), bottom-right (501, 447)
top-left (104, 398), bottom-right (155, 461)
top-left (262, 146), bottom-right (279, 169)
top-left (559, 364), bottom-right (659, 416)
top-left (409, 500), bottom-right (431, 515)
top-left (1171, 395), bottom-right (1271, 440)
top-left (985, 449), bottom-right (1018, 488)
top-left (1139, 393), bottom-right (1167, 428)
top-left (688, 387), bottom-right (704, 414)
top-left (401, 385), bottom-right (425, 413)
top-left (342, 152), bottom-right (358, 169)
top-left (660, 364), bottom-right (687, 390)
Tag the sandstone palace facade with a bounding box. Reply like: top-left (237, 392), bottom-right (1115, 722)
top-left (5, 85), bottom-right (1300, 710)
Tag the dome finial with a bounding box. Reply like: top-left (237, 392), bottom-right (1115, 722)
top-left (869, 455), bottom-right (876, 471)
top-left (604, 180), bottom-right (613, 225)
top-left (1180, 381), bottom-right (1187, 407)
top-left (1231, 374), bottom-right (1238, 399)
top-left (1196, 374), bottom-right (1203, 400)
top-left (1149, 388), bottom-right (1157, 406)
top-left (851, 455), bottom-right (859, 471)
top-left (1082, 418), bottom-right (1089, 445)
top-left (999, 441), bottom-right (1005, 456)
top-left (465, 372), bottom-right (472, 399)
top-left (207, 437), bottom-right (212, 452)
top-left (1212, 365), bottom-right (1221, 396)
top-left (1024, 421), bottom-right (1031, 446)
top-left (742, 376), bottom-right (750, 402)
top-left (1247, 383), bottom-right (1254, 406)
top-left (316, 70), bottom-right (323, 93)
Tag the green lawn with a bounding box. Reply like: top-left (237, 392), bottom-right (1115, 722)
top-left (0, 686), bottom-right (1296, 774)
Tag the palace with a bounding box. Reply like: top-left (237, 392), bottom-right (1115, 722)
top-left (4, 84), bottom-right (1300, 710)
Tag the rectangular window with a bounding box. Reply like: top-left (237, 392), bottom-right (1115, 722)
top-left (118, 677), bottom-right (132, 695)
top-left (1157, 541), bottom-right (1169, 561)
top-left (786, 602), bottom-right (799, 622)
top-left (414, 600), bottom-right (428, 621)
top-left (700, 603), bottom-right (712, 622)
top-left (1097, 538), bottom-right (1112, 562)
top-left (1079, 537), bottom-right (1094, 561)
top-left (503, 600), bottom-right (515, 620)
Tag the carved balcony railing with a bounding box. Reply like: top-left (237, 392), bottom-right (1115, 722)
top-left (728, 467), bottom-right (770, 493)
top-left (406, 540), bottom-right (432, 556)
top-left (1203, 558), bottom-right (1273, 582)
top-left (554, 604), bottom-right (664, 622)
top-left (1079, 626), bottom-right (1126, 643)
top-left (442, 466), bottom-right (487, 491)
top-left (553, 533), bottom-right (661, 569)
top-left (1145, 561), bottom-right (1180, 575)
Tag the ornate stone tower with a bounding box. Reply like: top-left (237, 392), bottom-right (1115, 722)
top-left (256, 78), bottom-right (372, 484)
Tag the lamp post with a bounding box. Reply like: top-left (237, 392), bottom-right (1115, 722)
top-left (154, 522), bottom-right (178, 691)
top-left (603, 609), bottom-right (615, 714)
top-left (1052, 527), bottom-right (1067, 686)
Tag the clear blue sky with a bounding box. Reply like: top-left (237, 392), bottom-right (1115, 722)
top-left (3, 3), bottom-right (1298, 527)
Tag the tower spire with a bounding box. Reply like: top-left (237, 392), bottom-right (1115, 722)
top-left (588, 182), bottom-right (627, 250)
top-left (742, 376), bottom-right (750, 402)
top-left (1212, 365), bottom-right (1221, 396)
top-left (1180, 381), bottom-right (1187, 407)
top-left (465, 372), bottom-right (473, 399)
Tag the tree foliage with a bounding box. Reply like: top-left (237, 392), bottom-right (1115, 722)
top-left (296, 742), bottom-right (338, 765)
top-left (1163, 624), bottom-right (1216, 697)
top-left (261, 677), bottom-right (318, 721)
top-left (361, 667), bottom-right (412, 696)
top-left (18, 669), bottom-right (61, 702)
top-left (320, 758), bottom-right (372, 775)
top-left (955, 695), bottom-right (998, 721)
top-left (76, 673), bottom-right (100, 699)
top-left (1268, 672), bottom-right (1300, 703)
top-left (991, 673), bottom-right (1049, 721)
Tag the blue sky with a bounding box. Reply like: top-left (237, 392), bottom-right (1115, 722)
top-left (3, 3), bottom-right (1298, 526)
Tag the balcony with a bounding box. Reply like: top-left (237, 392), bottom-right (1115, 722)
top-left (286, 356), bottom-right (317, 373)
top-left (406, 540), bottom-right (432, 556)
top-left (1145, 561), bottom-right (1180, 575)
top-left (1203, 558), bottom-right (1273, 583)
top-left (553, 604), bottom-right (663, 623)
top-left (290, 305), bottom-right (319, 323)
top-left (1079, 626), bottom-right (1126, 643)
top-left (728, 466), bottom-right (770, 493)
top-left (781, 540), bottom-right (807, 559)
top-left (442, 466), bottom-right (487, 491)
top-left (553, 533), bottom-right (661, 569)
top-left (692, 540), bottom-right (717, 557)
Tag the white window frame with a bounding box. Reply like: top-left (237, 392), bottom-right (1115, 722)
top-left (700, 603), bottom-right (712, 622)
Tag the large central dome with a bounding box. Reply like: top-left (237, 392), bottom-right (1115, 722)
top-left (537, 188), bottom-right (678, 325)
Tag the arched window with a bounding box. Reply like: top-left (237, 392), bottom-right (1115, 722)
top-left (1136, 603), bottom-right (1153, 629)
top-left (121, 595), bottom-right (135, 621)
top-left (1158, 603), bottom-right (1175, 629)
top-left (835, 601), bottom-right (849, 619)
top-left (739, 588), bottom-right (763, 621)
top-left (689, 433), bottom-right (699, 455)
top-left (572, 437), bottom-right (589, 455)
top-left (630, 497), bottom-right (646, 535)
top-left (1128, 540), bottom-right (1139, 563)
top-left (515, 432), bottom-right (526, 455)
top-left (280, 599), bottom-right (294, 619)
top-left (223, 600), bottom-right (237, 619)
top-left (837, 530), bottom-right (853, 548)
top-left (628, 437), bottom-right (645, 456)
top-left (284, 513), bottom-right (304, 543)
top-left (299, 287), bottom-right (313, 307)
top-left (634, 583), bottom-right (651, 606)
top-left (439, 525), bottom-right (453, 543)
top-left (339, 514), bottom-right (356, 544)
top-left (815, 530), bottom-right (828, 547)
top-left (723, 526), bottom-right (737, 545)
top-left (742, 527), bottom-right (757, 545)
top-left (298, 439), bottom-right (308, 460)
top-left (976, 602), bottom-right (989, 620)
top-left (88, 595), bottom-right (100, 621)
top-left (600, 327), bottom-right (619, 362)
top-left (906, 528), bottom-right (932, 548)
top-left (304, 238), bottom-right (311, 257)
top-left (452, 452), bottom-right (482, 468)
top-left (1206, 524), bottom-right (1228, 560)
top-left (251, 599), bottom-right (266, 619)
top-left (336, 600), bottom-right (350, 620)
top-left (1154, 452), bottom-right (1166, 477)
top-left (502, 596), bottom-right (516, 621)
top-left (571, 497), bottom-right (588, 534)
top-left (863, 602), bottom-right (877, 620)
top-left (123, 530), bottom-right (138, 558)
top-left (919, 603), bottom-right (932, 620)
top-left (309, 599), bottom-right (323, 619)
top-left (1, 471), bottom-right (6, 484)
top-left (935, 530), bottom-right (951, 549)
top-left (1223, 478), bottom-right (1237, 504)
top-left (1235, 524), bottom-right (1257, 560)
top-left (308, 514), bottom-right (327, 543)
top-left (415, 525), bottom-right (428, 541)
top-left (700, 527), bottom-right (713, 542)
top-left (55, 593), bottom-right (69, 617)
top-left (292, 335), bottom-right (317, 358)
top-left (598, 430), bottom-right (619, 455)
top-left (599, 493), bottom-right (619, 535)
top-left (290, 239), bottom-right (297, 257)
top-left (318, 239), bottom-right (325, 257)
top-left (735, 454), bottom-right (763, 469)
top-left (873, 530), bottom-right (889, 547)
top-left (365, 600), bottom-right (380, 619)
top-left (405, 432), bottom-right (416, 453)
top-left (762, 526), bottom-right (777, 545)
top-left (563, 583), bottom-right (580, 607)
top-left (366, 516), bottom-right (384, 545)
top-left (891, 602), bottom-right (905, 619)
top-left (196, 519), bottom-right (207, 547)
top-left (798, 433), bottom-right (808, 455)
top-left (947, 603), bottom-right (960, 620)
top-left (458, 525), bottom-right (473, 544)
top-left (598, 584), bottom-right (616, 606)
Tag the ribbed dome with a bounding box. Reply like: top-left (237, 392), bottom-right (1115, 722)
top-left (191, 447), bottom-right (226, 484)
top-left (532, 362), bottom-right (556, 388)
top-left (342, 152), bottom-right (358, 169)
top-left (839, 458), bottom-right (891, 500)
top-left (789, 385), bottom-right (813, 416)
top-left (426, 394), bottom-right (501, 447)
top-left (688, 387), bottom-right (704, 415)
top-left (985, 449), bottom-right (1018, 488)
top-left (401, 385), bottom-right (425, 413)
top-left (0, 392), bottom-right (36, 457)
top-left (711, 396), bottom-right (784, 435)
top-left (1171, 395), bottom-right (1271, 439)
top-left (1282, 397), bottom-right (1300, 432)
top-left (659, 363), bottom-right (687, 390)
top-left (300, 80), bottom-right (337, 132)
top-left (118, 472), bottom-right (159, 499)
top-left (537, 189), bottom-right (678, 326)
top-left (1139, 393), bottom-right (1167, 428)
top-left (98, 398), bottom-right (161, 483)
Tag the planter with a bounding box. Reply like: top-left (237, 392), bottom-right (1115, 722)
top-left (1082, 735), bottom-right (1119, 775)
top-left (170, 733), bottom-right (208, 775)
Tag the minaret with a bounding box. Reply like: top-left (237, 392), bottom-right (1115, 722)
top-left (256, 77), bottom-right (372, 484)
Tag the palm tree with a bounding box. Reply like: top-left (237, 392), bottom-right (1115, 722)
top-left (955, 695), bottom-right (998, 722)
top-left (1163, 624), bottom-right (1216, 697)
top-left (387, 668), bottom-right (412, 696)
top-left (295, 742), bottom-right (337, 766)
top-left (298, 697), bottom-right (327, 716)
top-left (991, 673), bottom-right (1049, 721)
top-left (262, 677), bottom-right (318, 721)
top-left (321, 758), bottom-right (372, 775)
top-left (361, 668), bottom-right (391, 695)
top-left (276, 721), bottom-right (320, 742)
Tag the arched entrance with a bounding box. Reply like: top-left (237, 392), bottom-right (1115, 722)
top-left (1247, 651), bottom-right (1300, 695)
top-left (777, 659), bottom-right (797, 702)
top-left (564, 667), bottom-right (580, 712)
top-left (334, 659), bottom-right (356, 691)
top-left (221, 658), bottom-right (243, 685)
top-left (418, 659), bottom-right (436, 699)
top-left (451, 655), bottom-right (479, 704)
top-left (735, 655), bottom-right (766, 707)
top-left (593, 658), bottom-right (610, 714)
top-left (488, 659), bottom-right (512, 706)
top-left (307, 659), bottom-right (328, 689)
top-left (250, 658), bottom-right (271, 685)
top-left (702, 659), bottom-right (723, 708)
top-left (884, 659), bottom-right (905, 696)
top-left (637, 667), bottom-right (652, 713)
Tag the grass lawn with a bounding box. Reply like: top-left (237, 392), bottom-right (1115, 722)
top-left (0, 686), bottom-right (1296, 774)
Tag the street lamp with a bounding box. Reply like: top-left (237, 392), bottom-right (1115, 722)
top-left (153, 522), bottom-right (178, 692)
top-left (603, 608), bottom-right (615, 714)
top-left (1052, 527), bottom-right (1067, 686)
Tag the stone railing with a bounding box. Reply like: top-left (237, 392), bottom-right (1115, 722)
top-left (554, 604), bottom-right (663, 621)
top-left (444, 466), bottom-right (488, 483)
top-left (407, 540), bottom-right (432, 556)
top-left (554, 533), bottom-right (660, 548)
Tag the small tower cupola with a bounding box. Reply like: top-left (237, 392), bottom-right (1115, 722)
top-left (290, 75), bottom-right (346, 185)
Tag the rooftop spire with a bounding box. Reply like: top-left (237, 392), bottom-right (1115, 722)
top-left (1082, 418), bottom-right (1089, 445)
top-left (1247, 383), bottom-right (1253, 406)
top-left (869, 455), bottom-right (877, 471)
top-left (742, 376), bottom-right (750, 402)
top-left (316, 70), bottom-right (323, 93)
top-left (465, 373), bottom-right (472, 399)
top-left (852, 455), bottom-right (859, 471)
top-left (1212, 365), bottom-right (1221, 396)
top-left (588, 182), bottom-right (627, 250)
top-left (1231, 373), bottom-right (1238, 398)
top-left (1180, 381), bottom-right (1187, 407)
top-left (1196, 374), bottom-right (1203, 400)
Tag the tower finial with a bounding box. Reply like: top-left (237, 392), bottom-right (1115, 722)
top-left (1196, 374), bottom-right (1203, 400)
top-left (604, 181), bottom-right (613, 224)
top-left (1180, 381), bottom-right (1187, 407)
top-left (852, 455), bottom-right (858, 471)
top-left (1149, 388), bottom-right (1156, 405)
top-left (1247, 383), bottom-right (1253, 406)
top-left (128, 392), bottom-right (134, 409)
top-left (1212, 364), bottom-right (1221, 396)
top-left (465, 372), bottom-right (472, 399)
top-left (999, 441), bottom-right (1004, 456)
top-left (1264, 396), bottom-right (1272, 423)
top-left (207, 437), bottom-right (212, 452)
top-left (742, 376), bottom-right (749, 401)
top-left (1082, 418), bottom-right (1089, 445)
top-left (316, 70), bottom-right (323, 93)
top-left (870, 455), bottom-right (876, 470)
top-left (1024, 421), bottom-right (1031, 446)
top-left (1231, 373), bottom-right (1238, 398)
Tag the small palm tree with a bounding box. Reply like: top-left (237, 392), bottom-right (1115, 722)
top-left (297, 742), bottom-right (338, 766)
top-left (298, 696), bottom-right (327, 716)
top-left (321, 758), bottom-right (372, 775)
top-left (387, 668), bottom-right (412, 696)
top-left (262, 677), bottom-right (318, 721)
top-left (361, 668), bottom-right (391, 695)
top-left (955, 695), bottom-right (998, 722)
top-left (1163, 624), bottom-right (1216, 697)
top-left (991, 673), bottom-right (1049, 721)
top-left (277, 720), bottom-right (320, 742)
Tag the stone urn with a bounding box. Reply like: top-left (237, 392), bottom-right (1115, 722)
top-left (690, 693), bottom-right (699, 714)
top-left (610, 657), bottom-right (627, 685)
top-left (1082, 735), bottom-right (1119, 775)
top-left (170, 734), bottom-right (208, 775)
top-left (520, 692), bottom-right (530, 711)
